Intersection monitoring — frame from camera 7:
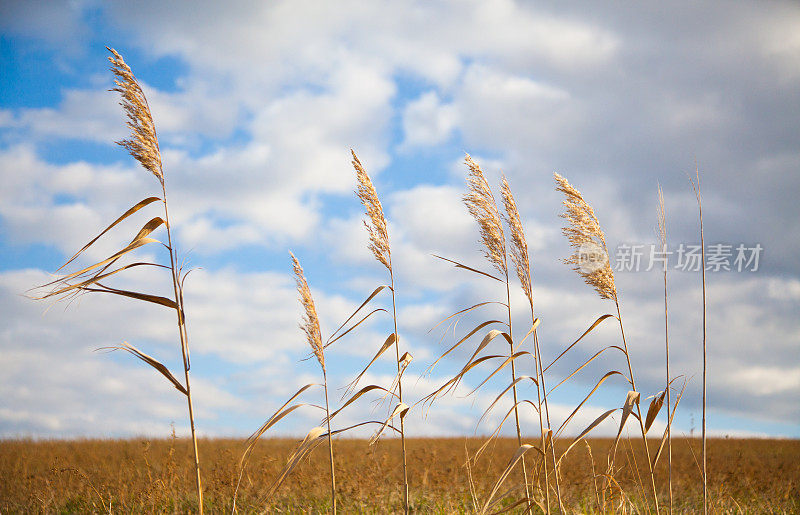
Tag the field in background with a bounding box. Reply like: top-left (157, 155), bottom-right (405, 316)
top-left (1, 437), bottom-right (797, 513)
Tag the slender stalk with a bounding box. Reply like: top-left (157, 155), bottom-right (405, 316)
top-left (663, 259), bottom-right (672, 513)
top-left (533, 329), bottom-right (563, 513)
top-left (658, 183), bottom-right (672, 513)
top-left (697, 175), bottom-right (708, 515)
top-left (388, 265), bottom-right (409, 514)
top-left (504, 274), bottom-right (533, 511)
top-left (323, 369), bottom-right (337, 515)
top-left (614, 300), bottom-right (659, 514)
top-left (161, 182), bottom-right (203, 514)
top-left (528, 312), bottom-right (550, 512)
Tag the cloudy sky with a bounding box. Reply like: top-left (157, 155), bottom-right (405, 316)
top-left (1, 1), bottom-right (798, 441)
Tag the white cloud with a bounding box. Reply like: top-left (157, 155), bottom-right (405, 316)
top-left (401, 91), bottom-right (457, 148)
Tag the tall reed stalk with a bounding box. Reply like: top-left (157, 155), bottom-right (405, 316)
top-left (463, 156), bottom-right (532, 507)
top-left (554, 172), bottom-right (659, 513)
top-left (352, 151), bottom-right (409, 513)
top-left (690, 168), bottom-right (708, 514)
top-left (36, 48), bottom-right (204, 512)
top-left (658, 184), bottom-right (673, 512)
top-left (291, 253), bottom-right (336, 514)
top-left (500, 176), bottom-right (563, 512)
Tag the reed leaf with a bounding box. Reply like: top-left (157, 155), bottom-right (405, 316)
top-left (645, 388), bottom-right (667, 433)
top-left (99, 342), bottom-right (186, 395)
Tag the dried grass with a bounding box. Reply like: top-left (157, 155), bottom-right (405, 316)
top-left (290, 252), bottom-right (324, 370)
top-left (464, 155), bottom-right (507, 275)
top-left (554, 172), bottom-right (617, 301)
top-left (107, 48), bottom-right (163, 182)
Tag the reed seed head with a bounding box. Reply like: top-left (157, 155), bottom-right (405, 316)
top-left (107, 47), bottom-right (163, 182)
top-left (464, 154), bottom-right (507, 275)
top-left (352, 150), bottom-right (391, 271)
top-left (500, 175), bottom-right (532, 306)
top-left (554, 172), bottom-right (617, 302)
top-left (290, 252), bottom-right (324, 370)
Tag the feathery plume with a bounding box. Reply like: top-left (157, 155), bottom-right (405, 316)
top-left (464, 155), bottom-right (506, 275)
top-left (554, 172), bottom-right (617, 301)
top-left (291, 252), bottom-right (324, 370)
top-left (107, 47), bottom-right (163, 182)
top-left (352, 150), bottom-right (391, 270)
top-left (500, 175), bottom-right (532, 305)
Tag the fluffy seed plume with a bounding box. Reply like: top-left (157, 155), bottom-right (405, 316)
top-left (291, 252), bottom-right (325, 370)
top-left (554, 172), bottom-right (617, 301)
top-left (352, 150), bottom-right (391, 270)
top-left (500, 176), bottom-right (532, 305)
top-left (107, 47), bottom-right (163, 182)
top-left (464, 155), bottom-right (506, 275)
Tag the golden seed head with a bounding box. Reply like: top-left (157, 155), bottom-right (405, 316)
top-left (500, 175), bottom-right (532, 305)
top-left (463, 154), bottom-right (506, 275)
top-left (352, 150), bottom-right (391, 271)
top-left (554, 172), bottom-right (617, 302)
top-left (107, 47), bottom-right (163, 182)
top-left (290, 252), bottom-right (324, 370)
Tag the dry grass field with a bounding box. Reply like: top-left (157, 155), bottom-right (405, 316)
top-left (1, 436), bottom-right (797, 513)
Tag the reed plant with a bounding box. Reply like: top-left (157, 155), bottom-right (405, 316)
top-left (553, 172), bottom-right (662, 511)
top-left (35, 48), bottom-right (205, 512)
top-left (658, 183), bottom-right (674, 513)
top-left (690, 167), bottom-right (709, 514)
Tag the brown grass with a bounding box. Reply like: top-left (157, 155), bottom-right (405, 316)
top-left (0, 437), bottom-right (796, 513)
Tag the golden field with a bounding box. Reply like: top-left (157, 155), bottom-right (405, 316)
top-left (1, 436), bottom-right (797, 513)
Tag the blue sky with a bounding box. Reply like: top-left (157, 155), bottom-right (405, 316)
top-left (1, 1), bottom-right (799, 440)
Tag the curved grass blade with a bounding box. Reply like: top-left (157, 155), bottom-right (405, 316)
top-left (556, 370), bottom-right (626, 438)
top-left (611, 390), bottom-right (641, 459)
top-left (323, 308), bottom-right (387, 350)
top-left (422, 354), bottom-right (508, 409)
top-left (245, 384), bottom-right (319, 449)
top-left (81, 283), bottom-right (177, 309)
top-left (41, 237), bottom-right (160, 289)
top-left (344, 334), bottom-right (396, 394)
top-left (474, 399), bottom-right (540, 461)
top-left (327, 285), bottom-right (388, 343)
top-left (433, 254), bottom-right (503, 282)
top-left (262, 427), bottom-right (328, 503)
top-left (558, 408), bottom-right (618, 465)
top-left (543, 314), bottom-right (617, 373)
top-left (369, 402), bottom-right (409, 445)
top-left (547, 345), bottom-right (627, 396)
top-left (99, 342), bottom-right (186, 395)
top-left (39, 262), bottom-right (167, 299)
top-left (477, 376), bottom-right (538, 427)
top-left (653, 379), bottom-right (687, 468)
top-left (467, 350), bottom-right (531, 396)
top-left (425, 320), bottom-right (503, 375)
top-left (57, 197), bottom-right (161, 272)
top-left (431, 302), bottom-right (508, 333)
top-left (330, 384), bottom-right (396, 421)
top-left (481, 445), bottom-right (535, 514)
top-left (645, 388), bottom-right (667, 433)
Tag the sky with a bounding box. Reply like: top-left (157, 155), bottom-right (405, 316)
top-left (1, 1), bottom-right (799, 441)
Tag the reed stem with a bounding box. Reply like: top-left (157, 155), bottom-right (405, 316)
top-left (161, 182), bottom-right (203, 514)
top-left (614, 300), bottom-right (659, 514)
top-left (389, 267), bottom-right (409, 514)
top-left (504, 274), bottom-right (533, 511)
top-left (323, 369), bottom-right (337, 514)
